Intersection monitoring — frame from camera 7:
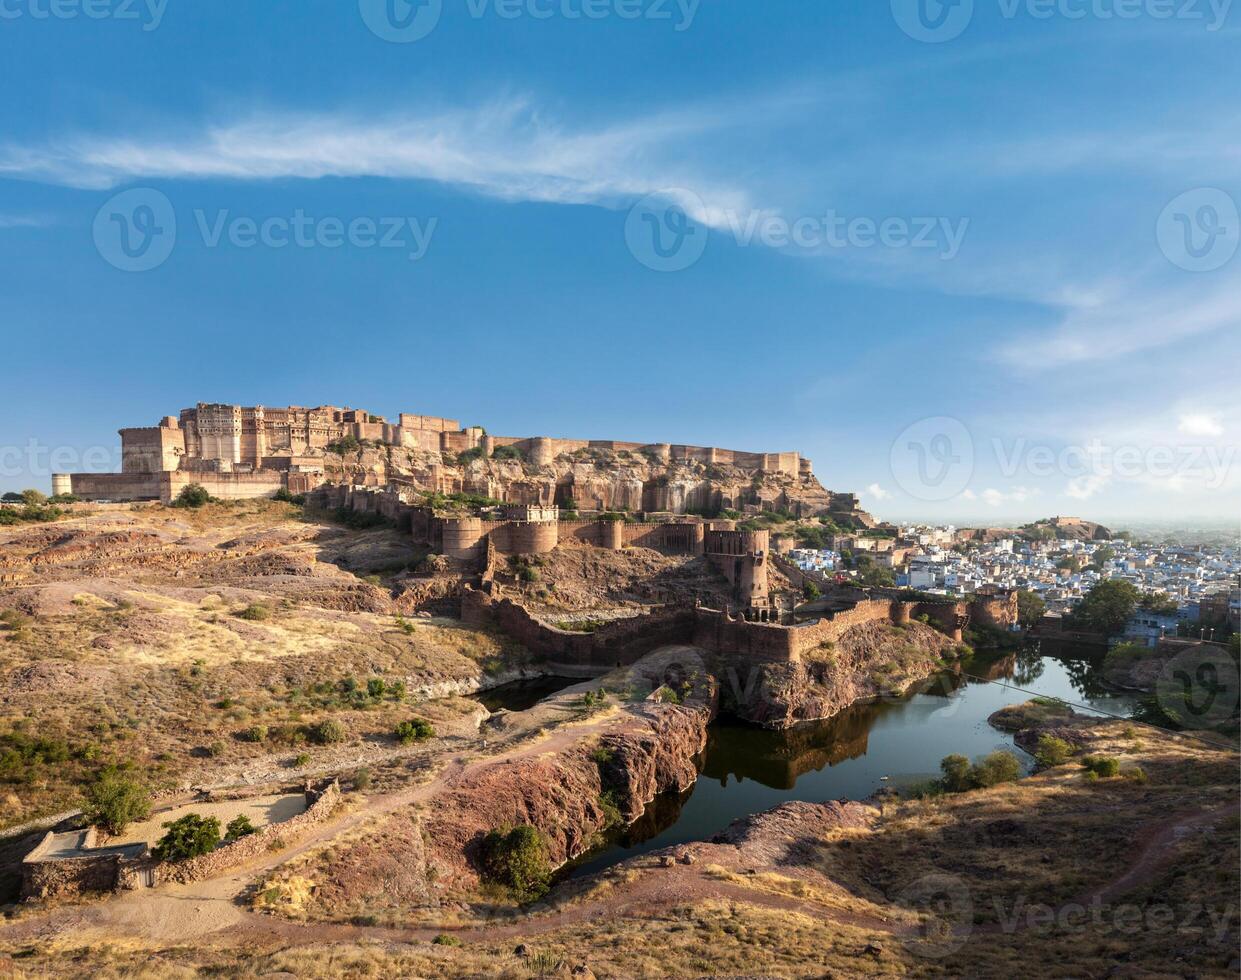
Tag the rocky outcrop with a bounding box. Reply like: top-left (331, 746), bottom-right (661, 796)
top-left (717, 620), bottom-right (958, 729)
top-left (423, 692), bottom-right (715, 893)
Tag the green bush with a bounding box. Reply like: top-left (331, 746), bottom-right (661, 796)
top-left (939, 750), bottom-right (1022, 792)
top-left (310, 719), bottom-right (346, 745)
top-left (939, 753), bottom-right (972, 792)
top-left (292, 752), bottom-right (311, 767)
top-left (432, 934), bottom-right (461, 946)
top-left (225, 815), bottom-right (257, 841)
top-left (968, 751), bottom-right (1022, 788)
top-left (236, 604), bottom-right (270, 621)
top-left (598, 790), bottom-right (623, 829)
top-left (1081, 755), bottom-right (1121, 778)
top-left (479, 824), bottom-right (551, 902)
top-left (171, 483), bottom-right (212, 509)
top-left (153, 813), bottom-right (221, 862)
top-left (326, 434), bottom-right (361, 455)
top-left (82, 769), bottom-right (151, 835)
top-left (367, 678), bottom-right (386, 699)
top-left (1034, 734), bottom-right (1074, 767)
top-left (239, 725), bottom-right (268, 744)
top-left (272, 488), bottom-right (306, 505)
top-left (395, 718), bottom-right (435, 744)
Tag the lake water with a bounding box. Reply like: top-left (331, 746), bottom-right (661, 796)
top-left (565, 646), bottom-right (1138, 878)
top-left (477, 675), bottom-right (583, 713)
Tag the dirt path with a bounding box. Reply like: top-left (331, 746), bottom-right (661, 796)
top-left (0, 701), bottom-right (641, 948)
top-left (1078, 803), bottom-right (1235, 907)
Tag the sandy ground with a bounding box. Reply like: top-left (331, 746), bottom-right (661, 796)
top-left (105, 794), bottom-right (307, 848)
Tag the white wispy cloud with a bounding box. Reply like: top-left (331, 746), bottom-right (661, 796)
top-left (992, 274), bottom-right (1241, 369)
top-left (865, 483), bottom-right (892, 501)
top-left (1179, 413), bottom-right (1225, 437)
top-left (0, 100), bottom-right (755, 230)
top-left (1064, 474), bottom-right (1109, 500)
top-left (0, 213), bottom-right (52, 228)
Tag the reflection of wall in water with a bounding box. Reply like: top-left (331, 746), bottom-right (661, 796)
top-left (699, 706), bottom-right (880, 791)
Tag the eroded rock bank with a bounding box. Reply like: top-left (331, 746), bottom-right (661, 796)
top-left (716, 619), bottom-right (961, 729)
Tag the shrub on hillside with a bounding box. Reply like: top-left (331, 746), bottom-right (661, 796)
top-left (309, 719), bottom-right (346, 745)
top-left (395, 718), bottom-right (435, 744)
top-left (479, 824), bottom-right (551, 902)
top-left (938, 750), bottom-right (1023, 792)
top-left (171, 483), bottom-right (212, 509)
top-left (1035, 734), bottom-right (1075, 767)
top-left (969, 751), bottom-right (1022, 788)
top-left (1081, 755), bottom-right (1121, 778)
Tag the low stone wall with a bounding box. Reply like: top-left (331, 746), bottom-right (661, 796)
top-left (20, 834), bottom-right (143, 900)
top-left (462, 589), bottom-right (696, 673)
top-left (154, 780), bottom-right (341, 886)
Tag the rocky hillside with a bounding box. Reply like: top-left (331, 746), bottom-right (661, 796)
top-left (321, 443), bottom-right (873, 523)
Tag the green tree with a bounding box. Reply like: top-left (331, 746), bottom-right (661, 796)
top-left (1140, 592), bottom-right (1178, 616)
top-left (82, 769), bottom-right (151, 835)
top-left (1015, 590), bottom-right (1047, 628)
top-left (939, 754), bottom-right (972, 792)
top-left (153, 813), bottom-right (221, 861)
top-left (1069, 580), bottom-right (1142, 636)
top-left (20, 489), bottom-right (46, 506)
top-left (802, 581), bottom-right (822, 601)
top-left (479, 825), bottom-right (551, 902)
top-left (968, 750), bottom-right (1022, 788)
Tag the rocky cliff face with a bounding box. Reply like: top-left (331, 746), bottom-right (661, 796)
top-left (422, 689), bottom-right (716, 893)
top-left (323, 445), bottom-right (871, 523)
top-left (716, 620), bottom-right (959, 729)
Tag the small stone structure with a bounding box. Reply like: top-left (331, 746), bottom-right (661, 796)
top-left (20, 780), bottom-right (340, 901)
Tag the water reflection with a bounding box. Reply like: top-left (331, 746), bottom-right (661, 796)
top-left (475, 676), bottom-right (581, 713)
top-left (565, 648), bottom-right (1136, 878)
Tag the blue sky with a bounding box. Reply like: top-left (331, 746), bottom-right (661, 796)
top-left (1, 0), bottom-right (1238, 523)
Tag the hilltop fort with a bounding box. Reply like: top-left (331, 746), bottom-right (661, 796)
top-left (55, 402), bottom-right (871, 525)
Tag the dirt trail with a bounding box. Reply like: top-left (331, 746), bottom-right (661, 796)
top-left (1079, 803), bottom-right (1234, 907)
top-left (0, 701), bottom-right (641, 947)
